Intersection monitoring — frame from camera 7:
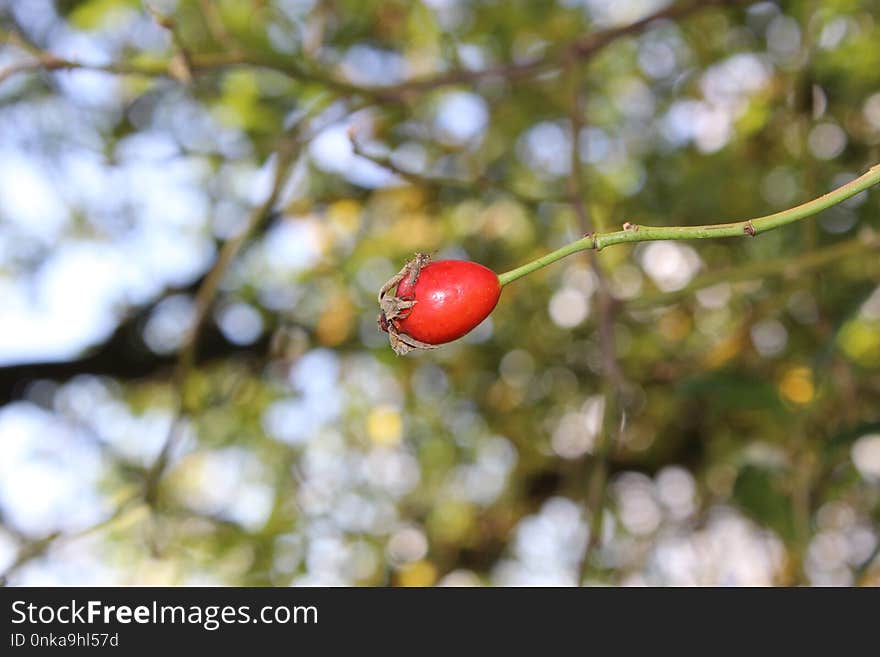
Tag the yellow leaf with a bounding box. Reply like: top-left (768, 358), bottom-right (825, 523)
top-left (779, 366), bottom-right (814, 405)
top-left (838, 319), bottom-right (880, 367)
top-left (327, 199), bottom-right (362, 236)
top-left (315, 293), bottom-right (354, 346)
top-left (69, 0), bottom-right (138, 30)
top-left (367, 405), bottom-right (403, 446)
top-left (659, 309), bottom-right (692, 342)
top-left (396, 560), bottom-right (437, 587)
top-left (428, 500), bottom-right (475, 544)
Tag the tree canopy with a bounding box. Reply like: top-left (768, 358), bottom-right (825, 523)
top-left (1, 0), bottom-right (879, 586)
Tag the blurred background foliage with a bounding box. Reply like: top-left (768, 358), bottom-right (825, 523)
top-left (0, 0), bottom-right (879, 586)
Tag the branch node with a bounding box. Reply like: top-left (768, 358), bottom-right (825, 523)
top-left (622, 221), bottom-right (639, 231)
top-left (744, 220), bottom-right (757, 237)
top-left (146, 4), bottom-right (175, 31)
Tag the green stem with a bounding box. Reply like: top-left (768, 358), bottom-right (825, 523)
top-left (497, 163), bottom-right (880, 287)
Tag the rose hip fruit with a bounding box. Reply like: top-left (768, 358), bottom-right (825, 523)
top-left (394, 260), bottom-right (502, 345)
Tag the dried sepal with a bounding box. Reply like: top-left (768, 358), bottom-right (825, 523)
top-left (387, 329), bottom-right (440, 356)
top-left (377, 252), bottom-right (437, 355)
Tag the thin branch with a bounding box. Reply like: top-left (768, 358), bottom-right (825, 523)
top-left (563, 61), bottom-right (622, 584)
top-left (565, 66), bottom-right (592, 233)
top-left (855, 537), bottom-right (880, 585)
top-left (498, 163), bottom-right (880, 286)
top-left (627, 233), bottom-right (880, 309)
top-left (1, 0), bottom-right (743, 99)
top-left (0, 494), bottom-right (142, 584)
top-left (138, 98), bottom-right (373, 501)
top-left (0, 532), bottom-right (59, 585)
top-left (0, 45), bottom-right (166, 85)
top-left (0, 24), bottom-right (164, 81)
top-left (348, 131), bottom-right (435, 187)
top-left (348, 130), bottom-right (558, 206)
top-left (0, 27), bottom-right (388, 100)
top-left (376, 0), bottom-right (746, 96)
top-left (142, 126), bottom-right (306, 505)
top-left (196, 0), bottom-right (242, 56)
top-left (145, 4), bottom-right (195, 82)
top-left (568, 0), bottom-right (746, 60)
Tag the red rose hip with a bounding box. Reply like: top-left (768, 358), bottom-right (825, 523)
top-left (396, 260), bottom-right (501, 344)
top-left (377, 255), bottom-right (502, 354)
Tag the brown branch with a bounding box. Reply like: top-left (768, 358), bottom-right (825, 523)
top-left (0, 300), bottom-right (268, 406)
top-left (348, 130), bottom-right (559, 206)
top-left (2, 0), bottom-right (746, 99)
top-left (146, 4), bottom-right (195, 82)
top-left (138, 97), bottom-right (376, 506)
top-left (0, 26), bottom-right (389, 101)
top-left (376, 0), bottom-right (747, 96)
top-left (0, 495), bottom-right (142, 584)
top-left (567, 0), bottom-right (745, 59)
top-left (196, 0), bottom-right (242, 56)
top-left (142, 127), bottom-right (305, 505)
top-left (562, 61), bottom-right (625, 584)
top-left (0, 29), bottom-right (165, 85)
top-left (855, 538), bottom-right (880, 585)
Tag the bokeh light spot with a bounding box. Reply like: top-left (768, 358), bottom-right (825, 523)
top-left (779, 366), bottom-right (814, 405)
top-left (367, 405), bottom-right (403, 446)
